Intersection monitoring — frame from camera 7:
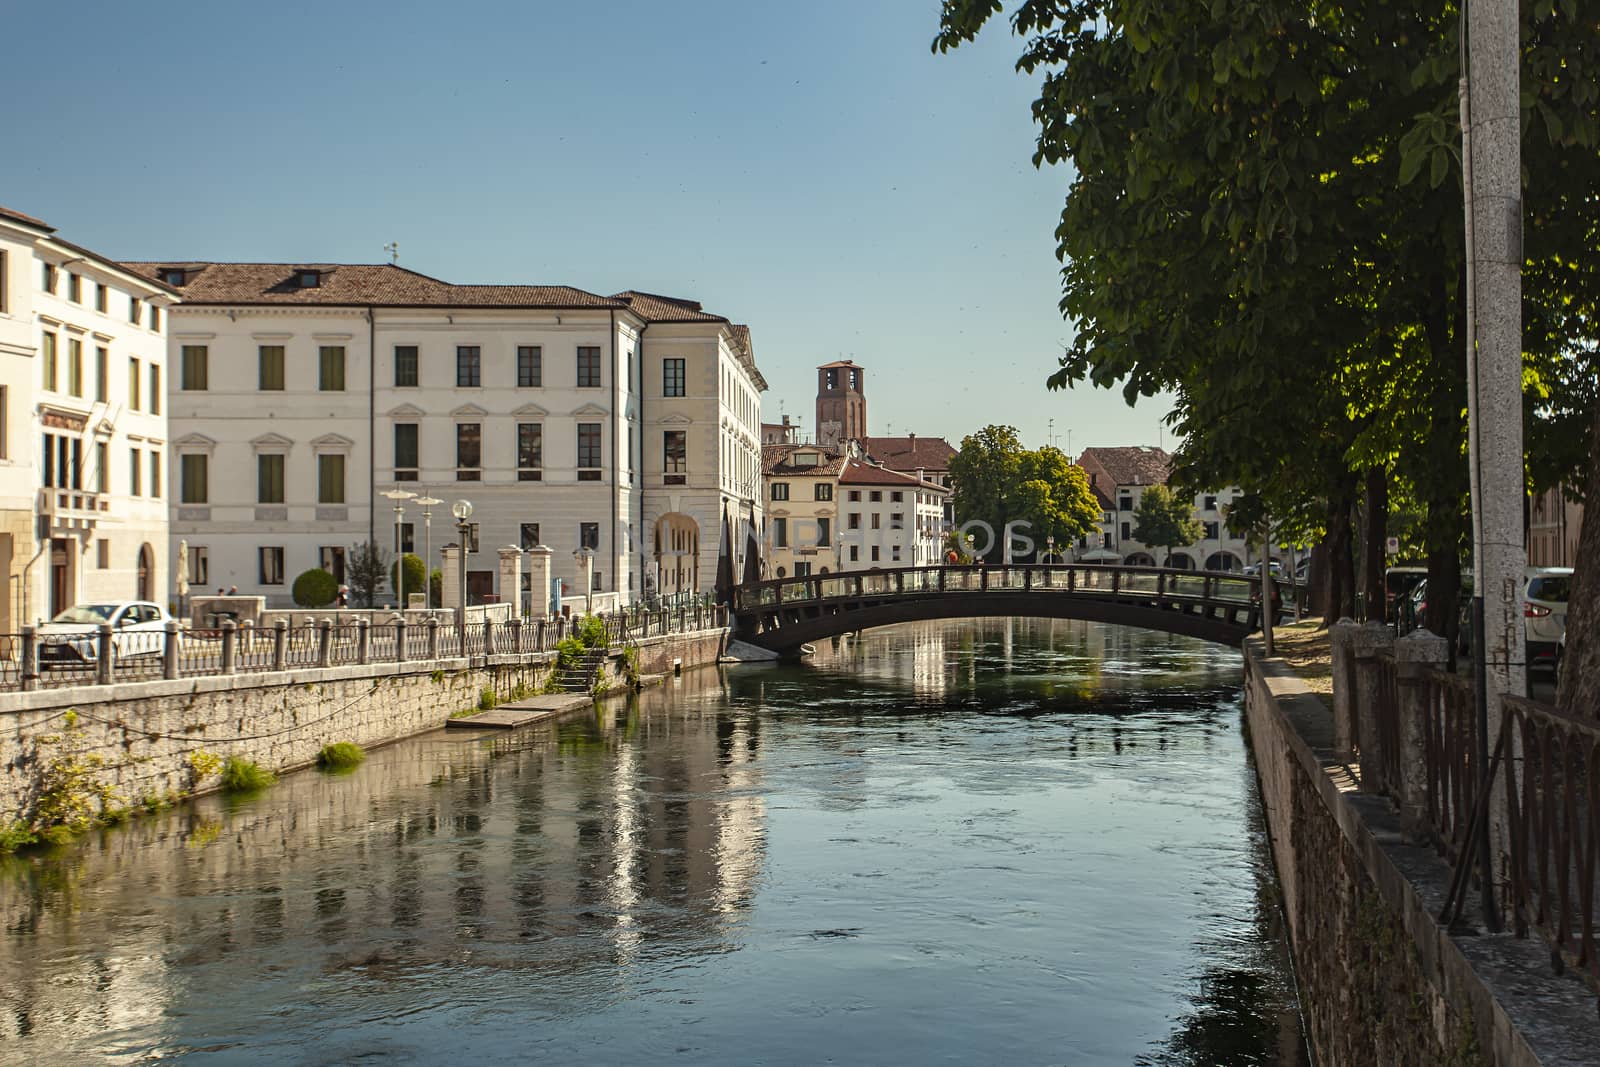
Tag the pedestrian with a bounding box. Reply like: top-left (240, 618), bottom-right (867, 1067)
top-left (946, 548), bottom-right (959, 564)
top-left (227, 585), bottom-right (238, 595)
top-left (216, 587), bottom-right (224, 597)
top-left (336, 584), bottom-right (349, 608)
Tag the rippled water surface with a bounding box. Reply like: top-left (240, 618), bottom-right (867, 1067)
top-left (1, 619), bottom-right (1307, 1065)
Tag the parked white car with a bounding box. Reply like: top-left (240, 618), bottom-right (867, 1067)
top-left (1525, 567), bottom-right (1573, 674)
top-left (36, 601), bottom-right (171, 668)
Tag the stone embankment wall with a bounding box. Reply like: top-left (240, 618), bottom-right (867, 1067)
top-left (1244, 640), bottom-right (1598, 1067)
top-left (0, 629), bottom-right (728, 827)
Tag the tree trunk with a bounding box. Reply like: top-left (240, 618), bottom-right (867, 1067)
top-left (1557, 401), bottom-right (1600, 716)
top-left (1363, 466), bottom-right (1388, 622)
top-left (1323, 478), bottom-right (1357, 623)
top-left (1307, 542), bottom-right (1329, 622)
top-left (1418, 271), bottom-right (1470, 664)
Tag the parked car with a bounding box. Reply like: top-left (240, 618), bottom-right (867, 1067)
top-left (1385, 566), bottom-right (1428, 616)
top-left (1525, 567), bottom-right (1573, 674)
top-left (36, 601), bottom-right (171, 668)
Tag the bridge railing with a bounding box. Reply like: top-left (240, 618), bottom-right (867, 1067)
top-left (735, 564), bottom-right (1265, 613)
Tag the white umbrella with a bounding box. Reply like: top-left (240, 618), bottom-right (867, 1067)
top-left (175, 539), bottom-right (189, 613)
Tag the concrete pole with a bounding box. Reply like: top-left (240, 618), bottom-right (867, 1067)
top-left (525, 546), bottom-right (552, 620)
top-left (1464, 0), bottom-right (1523, 931)
top-left (498, 547), bottom-right (523, 618)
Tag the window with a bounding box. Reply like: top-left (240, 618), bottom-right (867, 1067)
top-left (1203, 494), bottom-right (1217, 511)
top-left (394, 423), bottom-right (419, 480)
top-left (517, 345), bottom-right (541, 387)
top-left (67, 338), bottom-right (83, 397)
top-left (773, 517), bottom-right (788, 548)
top-left (149, 365), bottom-right (160, 414)
top-left (891, 491), bottom-right (903, 503)
top-left (319, 547), bottom-right (346, 583)
top-left (577, 346), bottom-right (601, 388)
top-left (517, 423), bottom-right (542, 481)
top-left (870, 491), bottom-right (882, 503)
top-left (258, 454), bottom-right (285, 503)
top-left (663, 357), bottom-right (686, 397)
top-left (463, 523), bottom-right (480, 553)
top-left (149, 305), bottom-right (160, 331)
top-left (628, 426), bottom-right (635, 484)
top-left (849, 545), bottom-right (860, 562)
top-left (0, 386), bottom-right (7, 459)
top-left (870, 545), bottom-right (881, 562)
top-left (188, 546), bottom-right (209, 586)
top-left (871, 513), bottom-right (881, 530)
top-left (1204, 521), bottom-right (1220, 540)
top-left (579, 522), bottom-right (600, 550)
top-left (95, 282), bottom-right (107, 313)
top-left (95, 442), bottom-right (109, 493)
top-left (890, 512), bottom-right (904, 528)
top-left (399, 523), bottom-right (415, 554)
top-left (848, 490), bottom-right (861, 502)
top-left (68, 274), bottom-right (82, 303)
top-left (456, 345), bottom-right (481, 387)
top-left (317, 454), bottom-right (346, 503)
top-left (0, 252), bottom-right (6, 312)
top-left (1121, 521), bottom-right (1131, 541)
top-left (815, 517), bottom-right (831, 545)
top-left (847, 513), bottom-right (861, 530)
top-left (891, 545), bottom-right (902, 562)
top-left (319, 346), bottom-right (345, 391)
top-left (519, 523), bottom-right (542, 550)
top-left (795, 562), bottom-right (812, 578)
top-left (456, 423), bottom-right (481, 480)
top-left (150, 451), bottom-right (162, 497)
top-left (663, 430), bottom-right (687, 485)
top-left (180, 345), bottom-right (208, 390)
top-left (1119, 494), bottom-right (1133, 511)
top-left (180, 453), bottom-right (207, 503)
top-left (394, 345), bottom-right (419, 387)
top-left (259, 345), bottom-right (285, 390)
top-left (296, 270), bottom-right (321, 289)
top-left (129, 296), bottom-right (140, 323)
top-left (97, 539), bottom-right (110, 569)
top-left (42, 262), bottom-right (57, 293)
top-left (260, 547), bottom-right (285, 585)
top-left (162, 268), bottom-right (186, 287)
top-left (95, 347), bottom-right (108, 402)
top-left (130, 448), bottom-right (143, 495)
top-left (814, 483), bottom-right (833, 501)
top-left (770, 482), bottom-right (789, 501)
top-left (42, 333), bottom-right (57, 391)
top-left (577, 423), bottom-right (601, 479)
top-left (129, 358), bottom-right (141, 409)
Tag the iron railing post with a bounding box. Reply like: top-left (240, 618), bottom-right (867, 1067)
top-left (395, 617), bottom-right (408, 664)
top-left (509, 617), bottom-right (522, 654)
top-left (272, 619), bottom-right (288, 671)
top-left (358, 618), bottom-right (371, 664)
top-left (220, 619), bottom-right (236, 675)
top-left (97, 622), bottom-right (115, 685)
top-left (19, 626), bottom-right (36, 691)
top-left (317, 619), bottom-right (333, 667)
top-left (428, 616), bottom-right (441, 659)
top-left (164, 621), bottom-right (180, 679)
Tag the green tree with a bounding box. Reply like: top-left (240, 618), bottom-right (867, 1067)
top-left (948, 425), bottom-right (1100, 561)
top-left (291, 568), bottom-right (338, 608)
top-left (1132, 486), bottom-right (1206, 567)
top-left (390, 553), bottom-right (426, 604)
top-left (346, 541), bottom-right (391, 609)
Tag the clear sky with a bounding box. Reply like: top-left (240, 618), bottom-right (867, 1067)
top-left (2, 0), bottom-right (1174, 453)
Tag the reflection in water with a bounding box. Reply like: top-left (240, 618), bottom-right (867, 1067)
top-left (1, 618), bottom-right (1306, 1065)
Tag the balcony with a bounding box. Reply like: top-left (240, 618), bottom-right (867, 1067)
top-left (37, 487), bottom-right (107, 532)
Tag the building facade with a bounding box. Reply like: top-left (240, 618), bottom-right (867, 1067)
top-left (762, 443), bottom-right (845, 579)
top-left (1, 206), bottom-right (175, 630)
top-left (1076, 446), bottom-right (1255, 570)
top-left (861, 433), bottom-right (957, 524)
top-left (1528, 485), bottom-right (1581, 568)
top-left (836, 459), bottom-right (948, 571)
top-left (123, 262), bottom-right (763, 608)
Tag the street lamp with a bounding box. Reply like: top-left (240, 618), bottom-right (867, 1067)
top-left (381, 488), bottom-right (416, 609)
top-left (452, 499), bottom-right (473, 633)
top-left (415, 496), bottom-right (443, 607)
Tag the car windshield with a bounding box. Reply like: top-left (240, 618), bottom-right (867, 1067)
top-left (49, 604), bottom-right (119, 624)
top-left (1527, 576), bottom-right (1571, 603)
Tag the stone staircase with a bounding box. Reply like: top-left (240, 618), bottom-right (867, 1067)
top-left (555, 648), bottom-right (609, 693)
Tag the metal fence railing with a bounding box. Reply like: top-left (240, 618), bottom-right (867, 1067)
top-left (0, 605), bottom-right (731, 696)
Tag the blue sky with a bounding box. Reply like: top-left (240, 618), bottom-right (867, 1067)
top-left (2, 0), bottom-right (1173, 452)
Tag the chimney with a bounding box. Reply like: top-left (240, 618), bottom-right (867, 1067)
top-left (916, 466), bottom-right (925, 484)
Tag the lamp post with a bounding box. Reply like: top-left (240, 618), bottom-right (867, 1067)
top-left (415, 496), bottom-right (443, 607)
top-left (452, 499), bottom-right (473, 633)
top-left (381, 488), bottom-right (416, 609)
top-left (1046, 535), bottom-right (1056, 565)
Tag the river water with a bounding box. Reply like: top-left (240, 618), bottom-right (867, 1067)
top-left (1, 619), bottom-right (1307, 1065)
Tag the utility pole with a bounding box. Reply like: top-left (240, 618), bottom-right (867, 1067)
top-left (1463, 0), bottom-right (1523, 930)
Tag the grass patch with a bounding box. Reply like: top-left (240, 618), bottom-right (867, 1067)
top-left (316, 742), bottom-right (366, 770)
top-left (478, 686), bottom-right (499, 711)
top-left (0, 822), bottom-right (36, 854)
top-left (219, 756), bottom-right (276, 793)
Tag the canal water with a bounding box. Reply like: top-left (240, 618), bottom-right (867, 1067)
top-left (1, 620), bottom-right (1307, 1065)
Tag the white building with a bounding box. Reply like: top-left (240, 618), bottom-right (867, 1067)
top-left (837, 459), bottom-right (949, 571)
top-left (1075, 446), bottom-right (1255, 570)
top-left (1, 205), bottom-right (175, 629)
top-left (120, 262), bottom-right (763, 608)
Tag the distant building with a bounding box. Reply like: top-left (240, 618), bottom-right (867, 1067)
top-left (815, 360), bottom-right (866, 448)
top-left (836, 459), bottom-right (949, 571)
top-left (761, 415), bottom-right (801, 446)
top-left (762, 443), bottom-right (846, 578)
top-left (1528, 485), bottom-right (1581, 568)
top-left (1075, 446), bottom-right (1254, 570)
top-left (861, 433), bottom-right (957, 524)
top-left (1, 205), bottom-right (177, 629)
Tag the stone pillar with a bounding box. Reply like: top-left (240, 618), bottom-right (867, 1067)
top-left (498, 546), bottom-right (523, 617)
top-left (97, 623), bottom-right (115, 685)
top-left (163, 621), bottom-right (180, 680)
top-left (220, 619), bottom-right (237, 675)
top-left (1352, 620), bottom-right (1395, 791)
top-left (525, 546), bottom-right (552, 620)
top-left (317, 619), bottom-right (333, 667)
top-left (1330, 617), bottom-right (1360, 760)
top-left (440, 544), bottom-right (463, 610)
top-left (1395, 627), bottom-right (1449, 836)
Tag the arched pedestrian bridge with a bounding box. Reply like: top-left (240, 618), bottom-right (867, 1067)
top-left (733, 564), bottom-right (1278, 654)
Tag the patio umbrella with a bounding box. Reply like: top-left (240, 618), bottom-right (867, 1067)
top-left (175, 539), bottom-right (189, 615)
top-left (714, 505), bottom-right (735, 606)
top-left (741, 521), bottom-right (762, 586)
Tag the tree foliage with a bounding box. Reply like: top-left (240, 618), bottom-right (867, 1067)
top-left (346, 541), bottom-right (391, 609)
top-left (948, 425), bottom-right (1101, 560)
top-left (1132, 486), bottom-right (1206, 565)
top-left (390, 553), bottom-right (427, 604)
top-left (291, 568), bottom-right (338, 609)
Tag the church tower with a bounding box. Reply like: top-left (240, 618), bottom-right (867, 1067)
top-left (815, 360), bottom-right (866, 448)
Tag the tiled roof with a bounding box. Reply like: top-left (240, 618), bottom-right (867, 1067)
top-left (818, 359), bottom-right (860, 369)
top-left (839, 458), bottom-right (948, 492)
top-left (120, 261), bottom-right (626, 308)
top-left (763, 443), bottom-right (846, 477)
top-left (0, 204), bottom-right (53, 232)
top-left (1078, 445), bottom-right (1172, 487)
top-left (861, 435), bottom-right (957, 472)
top-left (611, 290), bottom-right (726, 323)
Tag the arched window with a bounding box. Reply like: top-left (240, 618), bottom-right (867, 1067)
top-left (136, 543), bottom-right (154, 601)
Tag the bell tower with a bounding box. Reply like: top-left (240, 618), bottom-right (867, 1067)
top-left (815, 360), bottom-right (866, 449)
